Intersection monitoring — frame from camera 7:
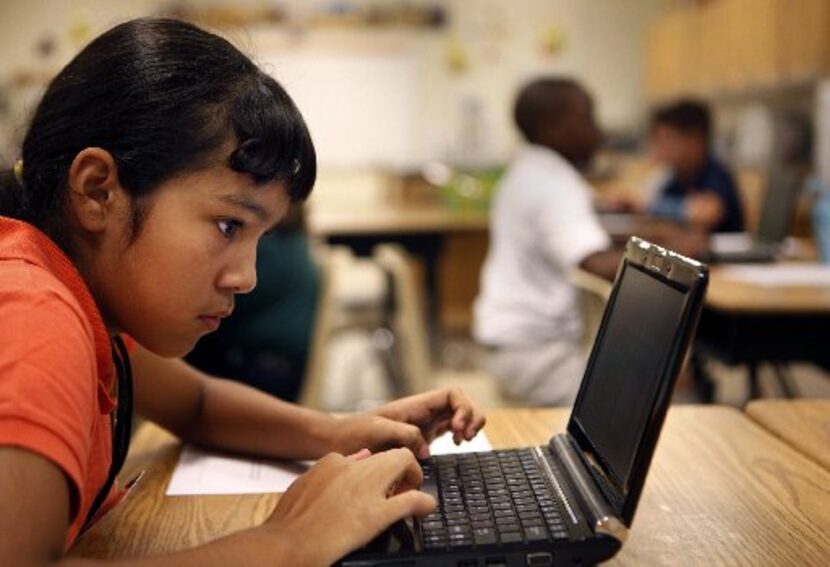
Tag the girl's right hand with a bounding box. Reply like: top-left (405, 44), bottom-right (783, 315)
top-left (261, 448), bottom-right (436, 566)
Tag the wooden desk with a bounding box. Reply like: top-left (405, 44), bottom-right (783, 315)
top-left (310, 206), bottom-right (488, 237)
top-left (307, 170), bottom-right (488, 238)
top-left (70, 407), bottom-right (830, 565)
top-left (707, 265), bottom-right (830, 314)
top-left (745, 399), bottom-right (830, 470)
top-left (308, 173), bottom-right (490, 332)
top-left (696, 265), bottom-right (830, 400)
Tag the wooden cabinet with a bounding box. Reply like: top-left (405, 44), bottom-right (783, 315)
top-left (645, 0), bottom-right (830, 101)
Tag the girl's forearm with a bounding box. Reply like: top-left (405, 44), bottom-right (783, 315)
top-left (182, 375), bottom-right (337, 460)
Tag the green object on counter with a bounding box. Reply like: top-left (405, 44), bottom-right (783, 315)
top-left (440, 168), bottom-right (503, 211)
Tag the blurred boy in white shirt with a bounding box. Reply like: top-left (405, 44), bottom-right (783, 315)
top-left (474, 77), bottom-right (619, 405)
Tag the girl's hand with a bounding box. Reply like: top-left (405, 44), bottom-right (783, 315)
top-left (326, 388), bottom-right (487, 459)
top-left (263, 448), bottom-right (435, 566)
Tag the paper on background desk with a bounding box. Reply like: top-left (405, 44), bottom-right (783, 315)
top-left (166, 430), bottom-right (493, 496)
top-left (719, 264), bottom-right (830, 287)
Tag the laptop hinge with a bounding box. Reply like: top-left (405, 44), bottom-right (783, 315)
top-left (550, 435), bottom-right (628, 544)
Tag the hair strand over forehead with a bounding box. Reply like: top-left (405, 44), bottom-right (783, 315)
top-left (0, 17), bottom-right (316, 248)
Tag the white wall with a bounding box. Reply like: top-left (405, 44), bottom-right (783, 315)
top-left (0, 0), bottom-right (665, 168)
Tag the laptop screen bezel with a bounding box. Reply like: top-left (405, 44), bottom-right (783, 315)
top-left (565, 237), bottom-right (708, 526)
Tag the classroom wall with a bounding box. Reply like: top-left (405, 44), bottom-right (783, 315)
top-left (0, 0), bottom-right (666, 168)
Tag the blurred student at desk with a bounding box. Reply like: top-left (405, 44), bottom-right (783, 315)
top-left (474, 77), bottom-right (619, 406)
top-left (648, 99), bottom-right (745, 233)
top-left (186, 205), bottom-right (319, 402)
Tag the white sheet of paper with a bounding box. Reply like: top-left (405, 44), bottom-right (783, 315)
top-left (166, 446), bottom-right (311, 495)
top-left (429, 430), bottom-right (493, 455)
top-left (719, 264), bottom-right (830, 287)
top-left (166, 431), bottom-right (493, 496)
top-left (709, 232), bottom-right (754, 254)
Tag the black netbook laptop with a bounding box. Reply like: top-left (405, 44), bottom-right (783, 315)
top-left (337, 237), bottom-right (708, 567)
top-left (707, 167), bottom-right (802, 263)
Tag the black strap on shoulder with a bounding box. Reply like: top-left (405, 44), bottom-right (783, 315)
top-left (82, 335), bottom-right (134, 529)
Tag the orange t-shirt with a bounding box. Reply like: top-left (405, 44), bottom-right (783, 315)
top-left (0, 216), bottom-right (123, 549)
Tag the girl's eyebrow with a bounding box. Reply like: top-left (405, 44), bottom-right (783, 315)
top-left (216, 194), bottom-right (269, 222)
top-left (217, 193), bottom-right (285, 232)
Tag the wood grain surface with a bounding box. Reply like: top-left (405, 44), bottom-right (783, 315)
top-left (69, 407), bottom-right (830, 565)
top-left (746, 398), bottom-right (830, 471)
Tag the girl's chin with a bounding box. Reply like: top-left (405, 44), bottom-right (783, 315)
top-left (138, 333), bottom-right (201, 359)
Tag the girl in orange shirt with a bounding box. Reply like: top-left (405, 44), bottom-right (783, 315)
top-left (0, 18), bottom-right (484, 566)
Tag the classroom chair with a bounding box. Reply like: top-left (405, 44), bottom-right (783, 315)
top-left (569, 267), bottom-right (612, 355)
top-left (298, 244), bottom-right (432, 410)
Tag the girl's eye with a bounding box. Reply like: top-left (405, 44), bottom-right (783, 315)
top-left (217, 219), bottom-right (244, 239)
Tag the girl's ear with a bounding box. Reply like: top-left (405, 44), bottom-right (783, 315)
top-left (67, 148), bottom-right (125, 233)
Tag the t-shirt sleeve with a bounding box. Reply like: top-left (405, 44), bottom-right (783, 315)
top-left (0, 288), bottom-right (98, 504)
top-left (536, 175), bottom-right (611, 269)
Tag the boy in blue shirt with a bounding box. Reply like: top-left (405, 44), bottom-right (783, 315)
top-left (649, 100), bottom-right (745, 233)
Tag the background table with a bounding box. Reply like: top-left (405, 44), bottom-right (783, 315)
top-left (70, 407), bottom-right (830, 565)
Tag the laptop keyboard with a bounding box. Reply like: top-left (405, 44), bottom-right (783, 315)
top-left (417, 448), bottom-right (571, 550)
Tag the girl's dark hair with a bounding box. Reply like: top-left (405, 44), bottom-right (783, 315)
top-left (0, 18), bottom-right (316, 249)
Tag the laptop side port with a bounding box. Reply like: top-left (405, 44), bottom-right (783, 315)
top-left (485, 559), bottom-right (508, 567)
top-left (526, 552), bottom-right (554, 566)
top-left (457, 560), bottom-right (478, 567)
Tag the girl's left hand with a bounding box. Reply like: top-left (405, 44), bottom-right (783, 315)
top-left (326, 388), bottom-right (486, 459)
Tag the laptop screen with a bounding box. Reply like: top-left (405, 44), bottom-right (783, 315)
top-left (571, 262), bottom-right (687, 491)
top-left (756, 168), bottom-right (800, 244)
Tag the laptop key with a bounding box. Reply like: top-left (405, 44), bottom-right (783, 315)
top-left (524, 526), bottom-right (548, 542)
top-left (448, 525), bottom-right (471, 535)
top-left (421, 475), bottom-right (438, 503)
top-left (551, 528), bottom-right (569, 540)
top-left (500, 531), bottom-right (522, 544)
top-left (496, 523), bottom-right (520, 535)
top-left (474, 527), bottom-right (497, 545)
top-left (423, 539), bottom-right (447, 551)
top-left (448, 537), bottom-right (473, 548)
top-left (472, 520), bottom-right (495, 530)
top-left (521, 518), bottom-right (544, 528)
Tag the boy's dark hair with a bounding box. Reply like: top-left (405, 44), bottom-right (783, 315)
top-left (652, 99), bottom-right (711, 144)
top-left (0, 18), bottom-right (316, 251)
top-left (513, 77), bottom-right (582, 144)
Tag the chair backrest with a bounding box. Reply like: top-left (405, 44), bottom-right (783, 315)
top-left (300, 244), bottom-right (433, 409)
top-left (569, 267), bottom-right (613, 354)
top-left (298, 245), bottom-right (348, 409)
top-left (373, 244), bottom-right (432, 396)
